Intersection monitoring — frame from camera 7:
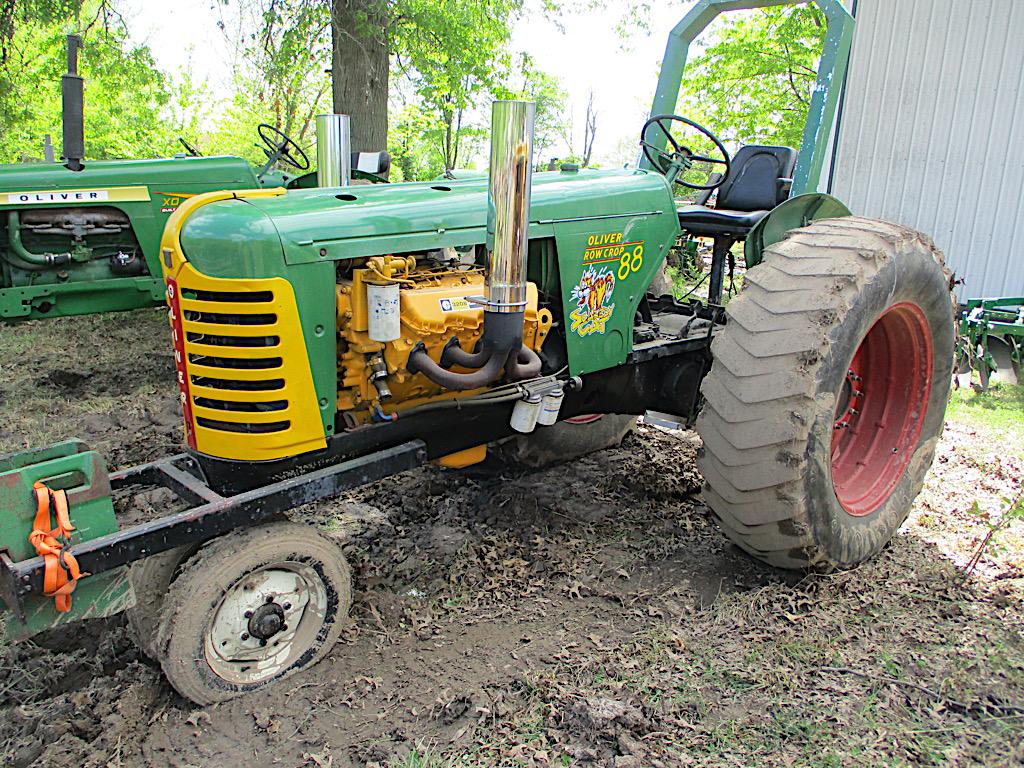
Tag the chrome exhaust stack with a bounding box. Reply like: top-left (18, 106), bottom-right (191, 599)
top-left (408, 100), bottom-right (541, 390)
top-left (315, 114), bottom-right (352, 187)
top-left (485, 100), bottom-right (535, 319)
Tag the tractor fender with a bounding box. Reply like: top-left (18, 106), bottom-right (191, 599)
top-left (744, 193), bottom-right (852, 269)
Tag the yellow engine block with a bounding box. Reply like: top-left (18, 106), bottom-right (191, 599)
top-left (336, 257), bottom-right (552, 422)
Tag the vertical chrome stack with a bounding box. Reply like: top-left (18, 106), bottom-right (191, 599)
top-left (315, 114), bottom-right (352, 187)
top-left (485, 100), bottom-right (536, 316)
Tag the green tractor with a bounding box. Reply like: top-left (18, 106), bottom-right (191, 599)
top-left (0, 35), bottom-right (383, 322)
top-left (0, 0), bottom-right (955, 705)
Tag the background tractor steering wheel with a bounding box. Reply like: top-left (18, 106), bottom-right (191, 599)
top-left (641, 114), bottom-right (730, 191)
top-left (178, 137), bottom-right (202, 157)
top-left (257, 123), bottom-right (310, 171)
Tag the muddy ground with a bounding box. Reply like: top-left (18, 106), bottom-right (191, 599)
top-left (0, 309), bottom-right (1022, 768)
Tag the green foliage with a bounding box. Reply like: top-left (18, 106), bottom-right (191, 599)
top-left (203, 0), bottom-right (330, 162)
top-left (386, 5), bottom-right (569, 179)
top-left (395, 0), bottom-right (522, 172)
top-left (495, 53), bottom-right (568, 159)
top-left (679, 4), bottom-right (826, 149)
top-left (963, 490), bottom-right (1024, 577)
top-left (0, 0), bottom-right (81, 63)
top-left (387, 102), bottom-right (446, 182)
top-left (0, 1), bottom-right (181, 163)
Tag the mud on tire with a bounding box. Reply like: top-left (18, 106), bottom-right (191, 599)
top-left (155, 521), bottom-right (352, 705)
top-left (696, 217), bottom-right (955, 570)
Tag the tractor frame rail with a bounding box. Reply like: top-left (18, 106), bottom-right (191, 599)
top-left (0, 440), bottom-right (426, 621)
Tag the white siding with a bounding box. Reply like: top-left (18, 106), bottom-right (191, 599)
top-left (828, 0), bottom-right (1024, 299)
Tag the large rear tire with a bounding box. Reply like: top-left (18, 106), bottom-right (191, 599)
top-left (696, 217), bottom-right (954, 570)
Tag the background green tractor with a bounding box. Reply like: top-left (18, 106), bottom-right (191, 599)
top-left (0, 35), bottom-right (384, 323)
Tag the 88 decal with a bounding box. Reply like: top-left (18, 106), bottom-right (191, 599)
top-left (618, 243), bottom-right (644, 280)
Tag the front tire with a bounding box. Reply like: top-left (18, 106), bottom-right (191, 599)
top-left (155, 521), bottom-right (352, 705)
top-left (696, 217), bottom-right (954, 570)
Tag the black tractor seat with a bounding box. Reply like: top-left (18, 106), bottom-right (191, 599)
top-left (675, 204), bottom-right (770, 236)
top-left (673, 144), bottom-right (797, 304)
top-left (676, 144), bottom-right (797, 239)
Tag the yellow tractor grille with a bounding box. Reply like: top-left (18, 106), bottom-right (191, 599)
top-left (165, 266), bottom-right (326, 462)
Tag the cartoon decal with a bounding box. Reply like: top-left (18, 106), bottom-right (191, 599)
top-left (569, 266), bottom-right (616, 337)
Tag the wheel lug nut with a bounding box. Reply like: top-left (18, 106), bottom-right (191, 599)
top-left (241, 633), bottom-right (249, 640)
top-left (260, 638), bottom-right (268, 647)
top-left (283, 603), bottom-right (291, 610)
top-left (244, 610), bottom-right (252, 619)
top-left (265, 595), bottom-right (274, 603)
top-left (281, 623), bottom-right (288, 632)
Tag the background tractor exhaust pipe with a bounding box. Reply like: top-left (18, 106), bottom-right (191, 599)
top-left (408, 100), bottom-right (541, 390)
top-left (61, 34), bottom-right (85, 172)
top-left (316, 114), bottom-right (352, 187)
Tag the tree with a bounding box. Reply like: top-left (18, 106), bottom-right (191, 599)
top-left (581, 90), bottom-right (596, 167)
top-left (330, 0), bottom-right (389, 152)
top-left (678, 4), bottom-right (826, 150)
top-left (495, 53), bottom-right (567, 160)
top-left (206, 0), bottom-right (332, 162)
top-left (330, 0), bottom-right (523, 153)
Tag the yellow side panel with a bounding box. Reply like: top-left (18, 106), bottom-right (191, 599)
top-left (170, 262), bottom-right (326, 462)
top-left (160, 187), bottom-right (325, 463)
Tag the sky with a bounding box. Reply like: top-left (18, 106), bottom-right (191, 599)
top-left (122, 0), bottom-right (694, 166)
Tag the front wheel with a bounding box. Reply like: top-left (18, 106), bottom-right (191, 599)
top-left (696, 217), bottom-right (954, 570)
top-left (155, 521), bottom-right (352, 704)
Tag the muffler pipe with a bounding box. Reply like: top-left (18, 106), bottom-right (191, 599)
top-left (485, 100), bottom-right (535, 323)
top-left (316, 114), bottom-right (352, 187)
top-left (61, 35), bottom-right (85, 172)
top-left (408, 100), bottom-right (538, 391)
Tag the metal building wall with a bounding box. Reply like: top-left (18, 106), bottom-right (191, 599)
top-left (827, 0), bottom-right (1024, 299)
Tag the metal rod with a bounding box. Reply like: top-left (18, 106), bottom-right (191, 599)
top-left (316, 114), bottom-right (352, 187)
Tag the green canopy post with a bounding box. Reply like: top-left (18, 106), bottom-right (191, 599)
top-left (642, 0), bottom-right (855, 196)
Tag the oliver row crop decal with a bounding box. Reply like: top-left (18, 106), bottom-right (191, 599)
top-left (570, 231), bottom-right (645, 338)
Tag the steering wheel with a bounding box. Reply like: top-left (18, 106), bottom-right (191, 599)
top-left (178, 137), bottom-right (202, 157)
top-left (257, 123), bottom-right (310, 171)
top-left (641, 114), bottom-right (730, 191)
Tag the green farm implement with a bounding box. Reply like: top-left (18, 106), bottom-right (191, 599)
top-left (958, 297), bottom-right (1023, 389)
top-left (0, 1), bottom-right (957, 705)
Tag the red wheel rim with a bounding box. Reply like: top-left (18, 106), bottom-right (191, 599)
top-left (830, 302), bottom-right (933, 517)
top-left (565, 414), bottom-right (603, 425)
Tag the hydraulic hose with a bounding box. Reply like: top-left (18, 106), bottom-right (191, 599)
top-left (5, 211), bottom-right (72, 270)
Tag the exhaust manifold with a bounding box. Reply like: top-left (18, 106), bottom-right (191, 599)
top-left (408, 100), bottom-right (539, 391)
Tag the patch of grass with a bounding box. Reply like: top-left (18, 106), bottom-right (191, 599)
top-left (946, 383), bottom-right (1024, 456)
top-left (391, 751), bottom-right (462, 768)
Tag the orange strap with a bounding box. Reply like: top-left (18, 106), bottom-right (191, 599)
top-left (29, 481), bottom-right (85, 613)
